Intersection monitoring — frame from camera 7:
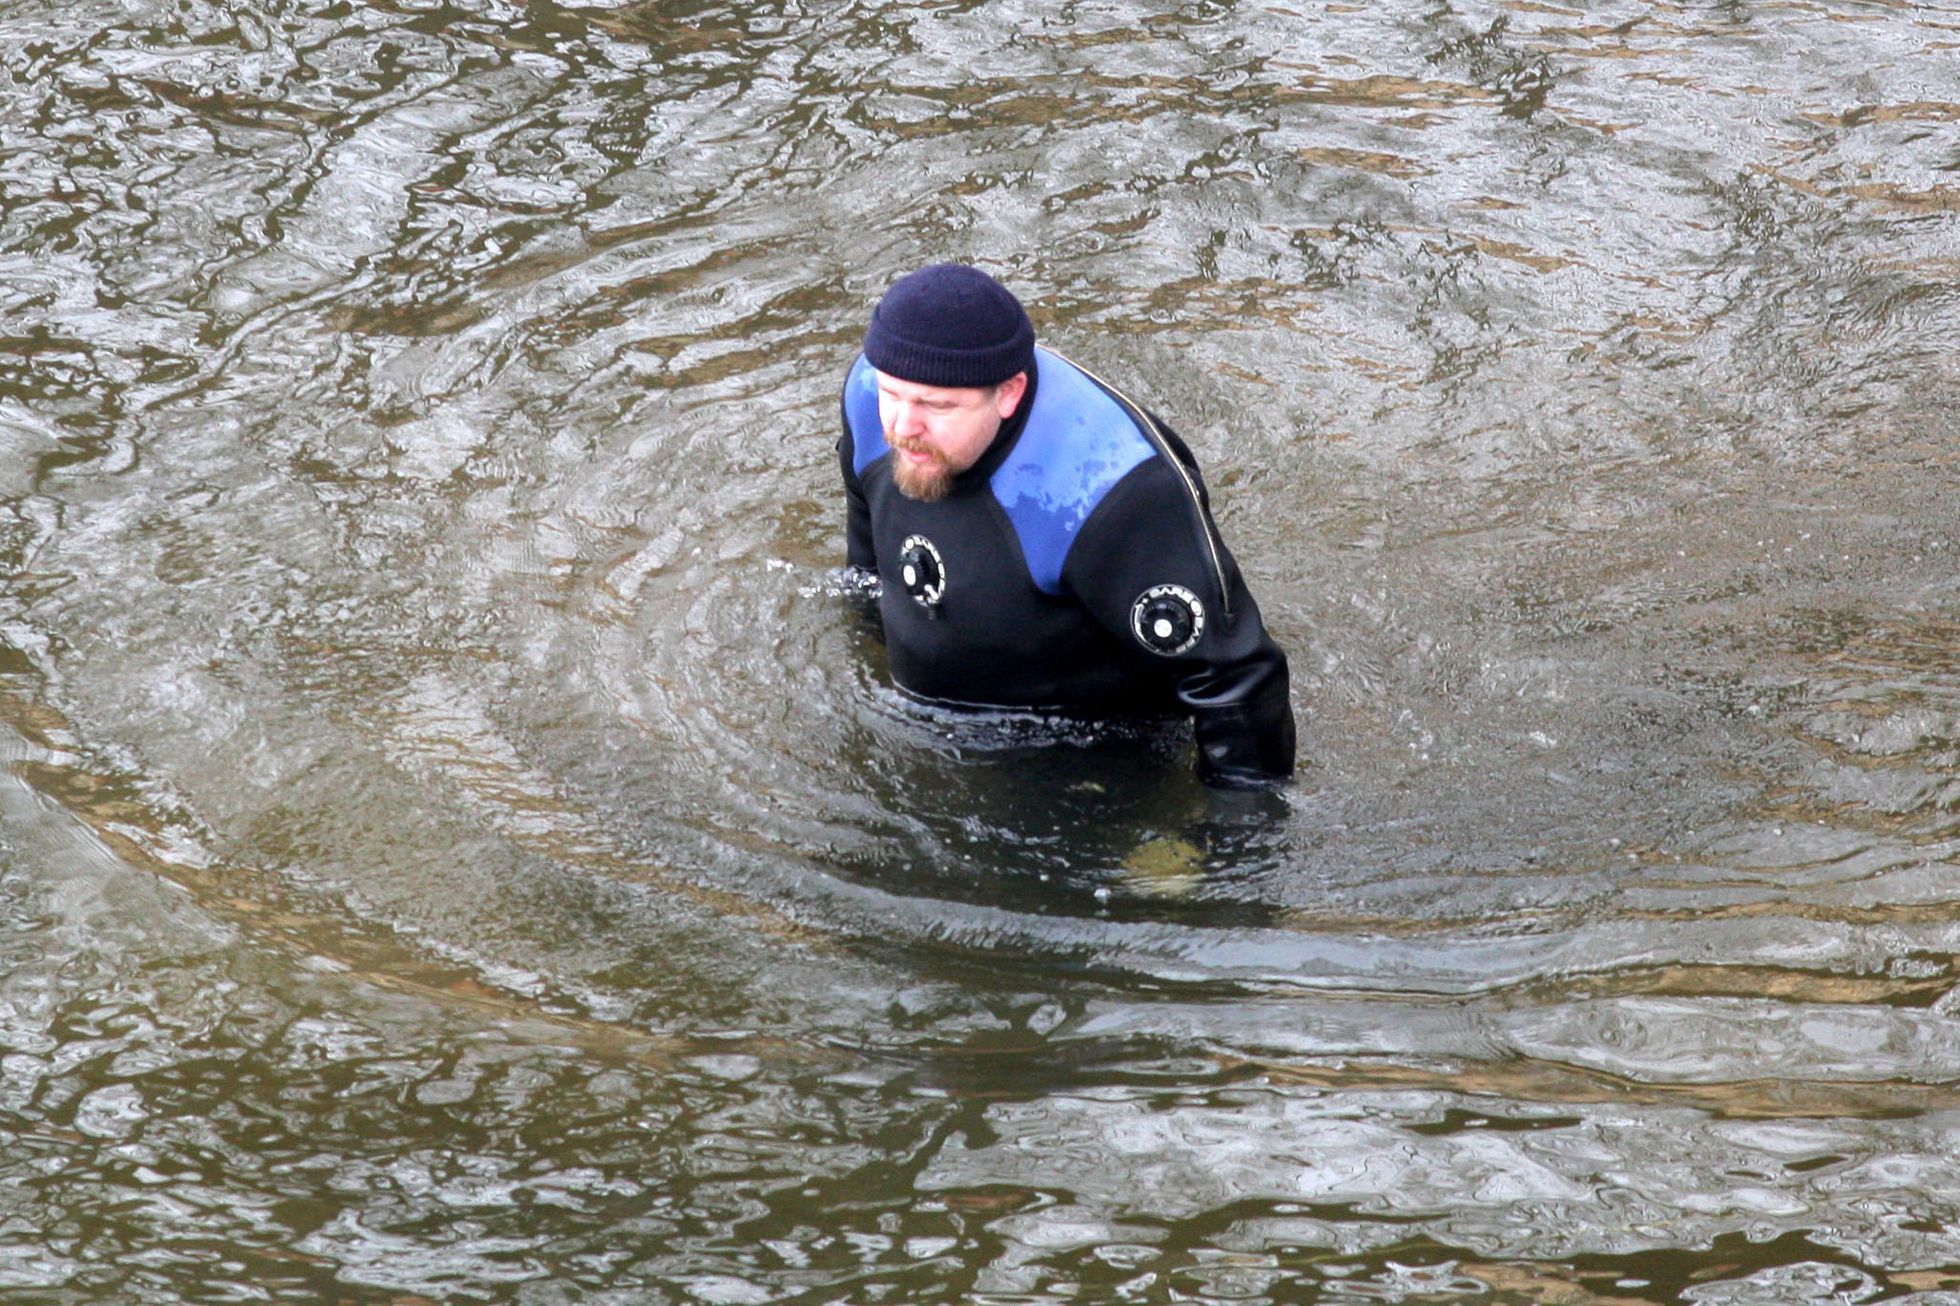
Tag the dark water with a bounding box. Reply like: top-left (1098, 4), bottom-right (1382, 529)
top-left (3, 0), bottom-right (1958, 1299)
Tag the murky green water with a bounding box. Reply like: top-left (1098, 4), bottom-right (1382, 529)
top-left (3, 0), bottom-right (1958, 1299)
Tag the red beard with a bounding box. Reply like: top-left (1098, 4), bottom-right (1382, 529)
top-left (890, 442), bottom-right (954, 502)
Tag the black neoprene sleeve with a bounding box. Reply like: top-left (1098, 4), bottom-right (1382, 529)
top-left (1061, 456), bottom-right (1295, 787)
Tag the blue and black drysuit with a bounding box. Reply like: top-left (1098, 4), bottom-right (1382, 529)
top-left (839, 347), bottom-right (1295, 788)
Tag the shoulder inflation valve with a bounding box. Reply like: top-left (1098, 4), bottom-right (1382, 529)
top-left (1131, 584), bottom-right (1204, 655)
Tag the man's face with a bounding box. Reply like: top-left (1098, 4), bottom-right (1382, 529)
top-left (876, 370), bottom-right (1027, 502)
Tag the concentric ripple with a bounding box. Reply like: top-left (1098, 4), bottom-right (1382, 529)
top-left (3, 0), bottom-right (1958, 1298)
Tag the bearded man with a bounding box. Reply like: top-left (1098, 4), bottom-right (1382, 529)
top-left (837, 263), bottom-right (1295, 789)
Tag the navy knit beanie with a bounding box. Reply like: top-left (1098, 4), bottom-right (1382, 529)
top-left (862, 264), bottom-right (1036, 389)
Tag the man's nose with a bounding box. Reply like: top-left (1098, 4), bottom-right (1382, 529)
top-left (893, 401), bottom-right (925, 436)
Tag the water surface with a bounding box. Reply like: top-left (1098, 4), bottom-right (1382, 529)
top-left (2, 0), bottom-right (1959, 1299)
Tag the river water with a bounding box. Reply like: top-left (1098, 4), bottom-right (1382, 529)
top-left (2, 0), bottom-right (1957, 1300)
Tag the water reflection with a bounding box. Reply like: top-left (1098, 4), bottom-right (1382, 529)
top-left (3, 0), bottom-right (1959, 1297)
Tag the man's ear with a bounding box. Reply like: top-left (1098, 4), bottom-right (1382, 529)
top-left (994, 370), bottom-right (1029, 418)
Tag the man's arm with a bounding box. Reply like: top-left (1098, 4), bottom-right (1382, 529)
top-left (1063, 453), bottom-right (1296, 788)
top-left (838, 429), bottom-right (876, 573)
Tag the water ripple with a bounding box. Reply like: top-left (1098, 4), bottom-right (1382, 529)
top-left (4, 0), bottom-right (1960, 1297)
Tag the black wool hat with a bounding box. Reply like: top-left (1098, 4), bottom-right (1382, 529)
top-left (862, 263), bottom-right (1036, 389)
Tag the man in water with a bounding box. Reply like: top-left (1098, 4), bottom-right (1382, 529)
top-left (837, 263), bottom-right (1295, 789)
